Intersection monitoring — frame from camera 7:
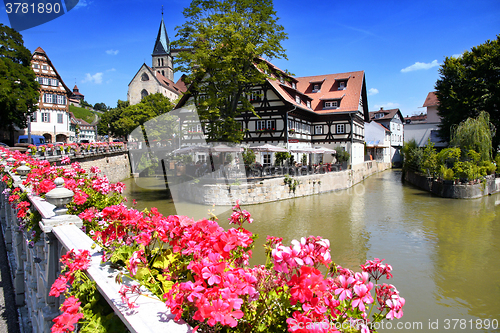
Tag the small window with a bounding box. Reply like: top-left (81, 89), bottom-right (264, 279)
top-left (263, 153), bottom-right (271, 166)
top-left (56, 95), bottom-right (66, 105)
top-left (312, 84), bottom-right (320, 93)
top-left (324, 101), bottom-right (338, 109)
top-left (57, 114), bottom-right (63, 124)
top-left (337, 124), bottom-right (345, 134)
top-left (292, 82), bottom-right (296, 89)
top-left (248, 90), bottom-right (261, 102)
top-left (295, 95), bottom-right (301, 104)
top-left (42, 77), bottom-right (49, 85)
top-left (42, 65), bottom-right (48, 70)
top-left (315, 125), bottom-right (323, 135)
top-left (141, 89), bottom-right (149, 99)
top-left (44, 94), bottom-right (53, 103)
top-left (307, 100), bottom-right (311, 108)
top-left (33, 64), bottom-right (39, 69)
top-left (42, 113), bottom-right (50, 123)
top-left (256, 120), bottom-right (275, 131)
top-left (338, 81), bottom-right (346, 90)
top-left (141, 73), bottom-right (149, 81)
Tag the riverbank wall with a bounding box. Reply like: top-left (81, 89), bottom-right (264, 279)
top-left (178, 161), bottom-right (391, 205)
top-left (404, 171), bottom-right (500, 199)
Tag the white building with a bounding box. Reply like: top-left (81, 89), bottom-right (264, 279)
top-left (368, 108), bottom-right (404, 166)
top-left (17, 47), bottom-right (74, 143)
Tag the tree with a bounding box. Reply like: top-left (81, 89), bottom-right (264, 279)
top-left (450, 111), bottom-right (495, 161)
top-left (172, 0), bottom-right (288, 143)
top-left (0, 24), bottom-right (39, 139)
top-left (98, 94), bottom-right (176, 141)
top-left (435, 35), bottom-right (500, 153)
top-left (93, 102), bottom-right (109, 111)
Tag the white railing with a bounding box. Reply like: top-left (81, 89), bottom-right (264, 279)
top-left (0, 171), bottom-right (191, 333)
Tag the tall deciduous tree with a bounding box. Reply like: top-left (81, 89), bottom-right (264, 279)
top-left (0, 24), bottom-right (39, 138)
top-left (435, 35), bottom-right (500, 153)
top-left (172, 0), bottom-right (288, 142)
top-left (98, 94), bottom-right (176, 141)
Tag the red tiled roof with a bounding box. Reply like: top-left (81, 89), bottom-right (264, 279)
top-left (423, 92), bottom-right (439, 107)
top-left (147, 65), bottom-right (187, 94)
top-left (369, 108), bottom-right (400, 121)
top-left (34, 46), bottom-right (45, 53)
top-left (296, 71), bottom-right (365, 114)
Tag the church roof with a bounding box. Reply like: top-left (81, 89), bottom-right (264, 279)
top-left (152, 16), bottom-right (170, 56)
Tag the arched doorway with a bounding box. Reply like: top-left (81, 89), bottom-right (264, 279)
top-left (43, 133), bottom-right (52, 143)
top-left (56, 134), bottom-right (67, 143)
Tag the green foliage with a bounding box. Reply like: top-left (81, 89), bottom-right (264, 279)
top-left (440, 166), bottom-right (455, 181)
top-left (242, 148), bottom-right (256, 166)
top-left (450, 111), bottom-right (495, 161)
top-left (0, 24), bottom-right (40, 131)
top-left (301, 154), bottom-right (307, 165)
top-left (69, 104), bottom-right (97, 124)
top-left (98, 94), bottom-right (176, 141)
top-left (334, 146), bottom-right (350, 163)
top-left (421, 140), bottom-right (438, 177)
top-left (283, 174), bottom-right (299, 193)
top-left (274, 151), bottom-right (291, 166)
top-left (172, 0), bottom-right (288, 142)
top-left (435, 35), bottom-right (500, 151)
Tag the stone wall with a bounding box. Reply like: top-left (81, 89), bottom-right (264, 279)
top-left (178, 161), bottom-right (391, 206)
top-left (404, 171), bottom-right (500, 199)
top-left (73, 152), bottom-right (131, 183)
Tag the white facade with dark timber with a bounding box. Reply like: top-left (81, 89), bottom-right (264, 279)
top-left (18, 47), bottom-right (74, 143)
top-left (175, 59), bottom-right (370, 167)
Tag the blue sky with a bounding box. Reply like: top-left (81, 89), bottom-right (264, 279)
top-left (1, 0), bottom-right (499, 117)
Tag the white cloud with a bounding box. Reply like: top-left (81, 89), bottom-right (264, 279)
top-left (106, 68), bottom-right (116, 72)
top-left (368, 88), bottom-right (379, 96)
top-left (401, 60), bottom-right (439, 73)
top-left (106, 49), bottom-right (119, 55)
top-left (82, 72), bottom-right (103, 84)
top-left (374, 102), bottom-right (400, 109)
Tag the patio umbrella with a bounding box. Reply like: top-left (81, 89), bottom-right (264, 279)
top-left (249, 144), bottom-right (288, 152)
top-left (209, 144), bottom-right (244, 153)
top-left (315, 146), bottom-right (337, 154)
top-left (290, 147), bottom-right (321, 153)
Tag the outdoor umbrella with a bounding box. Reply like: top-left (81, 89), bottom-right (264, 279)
top-left (249, 144), bottom-right (288, 152)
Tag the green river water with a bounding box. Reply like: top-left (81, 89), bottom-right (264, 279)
top-left (122, 170), bottom-right (500, 332)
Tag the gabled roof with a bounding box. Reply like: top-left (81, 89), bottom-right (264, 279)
top-left (369, 108), bottom-right (404, 122)
top-left (152, 16), bottom-right (170, 56)
top-left (32, 46), bottom-right (71, 95)
top-left (128, 63), bottom-right (187, 95)
top-left (295, 71), bottom-right (366, 114)
top-left (423, 91), bottom-right (439, 107)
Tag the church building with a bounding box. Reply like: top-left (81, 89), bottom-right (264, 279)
top-left (127, 15), bottom-right (187, 105)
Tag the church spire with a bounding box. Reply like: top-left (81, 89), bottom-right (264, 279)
top-left (152, 11), bottom-right (170, 56)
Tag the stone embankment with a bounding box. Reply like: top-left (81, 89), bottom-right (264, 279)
top-left (177, 161), bottom-right (392, 206)
top-left (404, 171), bottom-right (500, 199)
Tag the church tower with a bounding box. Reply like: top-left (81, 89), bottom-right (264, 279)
top-left (151, 13), bottom-right (173, 81)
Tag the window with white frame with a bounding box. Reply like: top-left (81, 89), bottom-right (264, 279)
top-left (315, 125), bottom-right (323, 135)
top-left (249, 90), bottom-right (261, 101)
top-left (324, 101), bottom-right (338, 109)
top-left (33, 64), bottom-right (39, 69)
top-left (42, 77), bottom-right (49, 85)
top-left (44, 94), bottom-right (53, 103)
top-left (288, 119), bottom-right (295, 130)
top-left (256, 119), bottom-right (276, 131)
top-left (50, 78), bottom-right (59, 86)
top-left (42, 65), bottom-right (47, 70)
top-left (57, 113), bottom-right (63, 124)
top-left (56, 95), bottom-right (66, 105)
top-left (313, 84), bottom-right (320, 92)
top-left (263, 153), bottom-right (271, 166)
top-left (307, 100), bottom-right (311, 108)
top-left (336, 124), bottom-right (345, 134)
top-left (41, 112), bottom-right (50, 123)
top-left (292, 82), bottom-right (296, 89)
top-left (295, 95), bottom-right (301, 104)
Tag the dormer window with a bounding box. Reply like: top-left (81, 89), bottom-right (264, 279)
top-left (307, 100), bottom-right (311, 108)
top-left (324, 100), bottom-right (338, 109)
top-left (312, 84), bottom-right (320, 93)
top-left (295, 95), bottom-right (301, 104)
top-left (338, 81), bottom-right (346, 90)
top-left (292, 82), bottom-right (296, 89)
top-left (375, 113), bottom-right (384, 119)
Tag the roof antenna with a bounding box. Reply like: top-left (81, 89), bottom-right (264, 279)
top-left (161, 5), bottom-right (163, 16)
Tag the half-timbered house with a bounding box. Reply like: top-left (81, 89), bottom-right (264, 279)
top-left (175, 60), bottom-right (370, 166)
top-left (17, 47), bottom-right (73, 143)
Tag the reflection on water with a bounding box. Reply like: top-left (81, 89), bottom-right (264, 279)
top-left (122, 171), bottom-right (500, 332)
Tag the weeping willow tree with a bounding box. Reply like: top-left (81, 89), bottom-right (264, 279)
top-left (450, 111), bottom-right (495, 161)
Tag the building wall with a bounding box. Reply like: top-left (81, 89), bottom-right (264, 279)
top-left (128, 67), bottom-right (180, 105)
top-left (426, 105), bottom-right (441, 123)
top-left (177, 161), bottom-right (391, 205)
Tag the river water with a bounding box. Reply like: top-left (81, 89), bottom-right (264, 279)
top-left (122, 170), bottom-right (500, 332)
